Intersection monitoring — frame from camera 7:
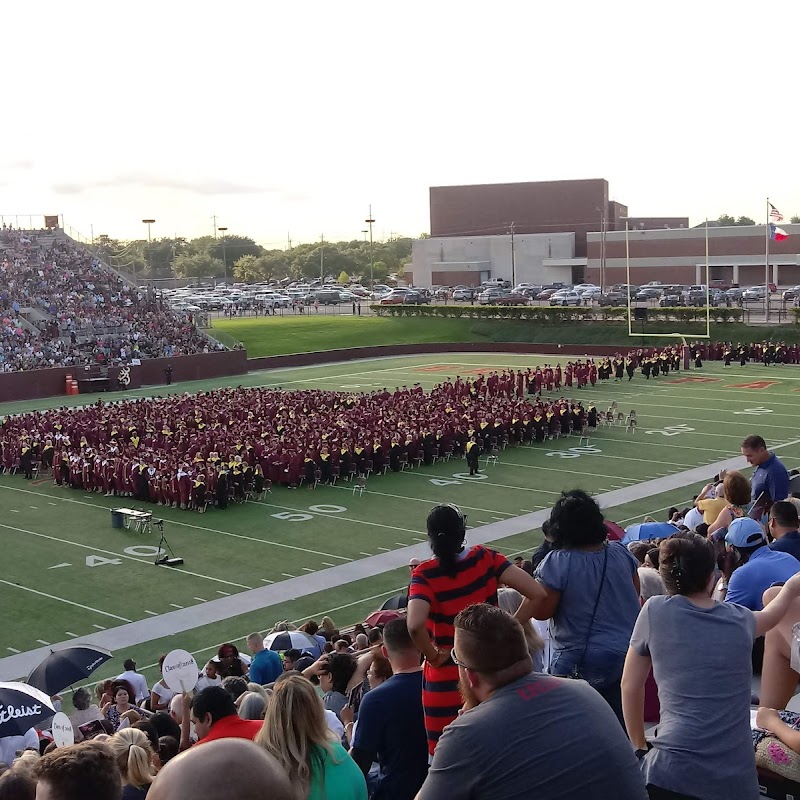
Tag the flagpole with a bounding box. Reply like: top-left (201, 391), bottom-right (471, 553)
top-left (705, 219), bottom-right (710, 338)
top-left (626, 220), bottom-right (632, 336)
top-left (765, 197), bottom-right (771, 323)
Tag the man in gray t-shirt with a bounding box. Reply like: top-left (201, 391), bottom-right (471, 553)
top-left (417, 603), bottom-right (647, 800)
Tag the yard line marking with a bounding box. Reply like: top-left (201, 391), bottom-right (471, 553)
top-left (48, 502), bottom-right (58, 506)
top-left (491, 516), bottom-right (507, 521)
top-left (322, 562), bottom-right (336, 567)
top-left (328, 483), bottom-right (517, 517)
top-left (0, 484), bottom-right (353, 565)
top-left (280, 573), bottom-right (295, 579)
top-left (9, 509), bottom-right (18, 513)
top-left (401, 470), bottom-right (561, 497)
top-left (378, 547), bottom-right (392, 552)
top-left (216, 590), bottom-right (231, 596)
top-left (360, 552), bottom-right (373, 557)
top-left (170, 603), bottom-right (184, 609)
top-left (260, 579), bottom-right (274, 584)
top-left (93, 625), bottom-right (106, 630)
top-left (7, 648), bottom-right (20, 654)
top-left (36, 639), bottom-right (50, 646)
top-left (302, 567), bottom-right (316, 572)
top-left (395, 543), bottom-right (408, 547)
top-left (29, 506), bottom-right (37, 509)
top-left (412, 537), bottom-right (426, 542)
top-left (144, 610), bottom-right (158, 616)
top-left (0, 512), bottom-right (253, 591)
top-left (65, 632), bottom-right (78, 637)
top-left (48, 563), bottom-right (71, 569)
top-left (0, 578), bottom-right (132, 622)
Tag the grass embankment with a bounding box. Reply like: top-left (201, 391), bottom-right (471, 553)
top-left (213, 315), bottom-right (800, 358)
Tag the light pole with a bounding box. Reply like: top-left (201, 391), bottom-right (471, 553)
top-left (218, 226), bottom-right (228, 284)
top-left (142, 219), bottom-right (155, 282)
top-left (365, 206), bottom-right (375, 289)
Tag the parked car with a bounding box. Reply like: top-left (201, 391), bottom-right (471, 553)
top-left (549, 290), bottom-right (582, 307)
top-left (635, 287), bottom-right (663, 301)
top-left (581, 287), bottom-right (602, 301)
top-left (725, 287), bottom-right (745, 301)
top-left (453, 287), bottom-right (478, 301)
top-left (611, 284), bottom-right (640, 298)
top-left (782, 286), bottom-right (800, 301)
top-left (494, 292), bottom-right (529, 306)
top-left (598, 291), bottom-right (627, 307)
top-left (380, 289), bottom-right (412, 305)
top-left (306, 289), bottom-right (342, 305)
top-left (403, 290), bottom-right (431, 305)
top-left (481, 278), bottom-right (511, 288)
top-left (742, 285), bottom-right (768, 301)
top-left (478, 288), bottom-right (508, 305)
top-left (536, 286), bottom-right (564, 301)
top-left (659, 286), bottom-right (688, 307)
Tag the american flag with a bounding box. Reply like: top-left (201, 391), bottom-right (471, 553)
top-left (769, 202), bottom-right (784, 223)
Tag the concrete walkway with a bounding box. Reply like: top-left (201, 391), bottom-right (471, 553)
top-left (3, 443), bottom-right (796, 680)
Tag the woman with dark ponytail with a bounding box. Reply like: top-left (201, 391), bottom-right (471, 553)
top-left (622, 532), bottom-right (800, 800)
top-left (406, 503), bottom-right (546, 756)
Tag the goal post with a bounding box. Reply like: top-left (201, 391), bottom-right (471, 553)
top-left (624, 220), bottom-right (712, 348)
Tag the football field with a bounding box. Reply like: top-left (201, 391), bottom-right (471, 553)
top-left (2, 352), bottom-right (799, 690)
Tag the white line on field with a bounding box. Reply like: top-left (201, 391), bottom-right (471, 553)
top-left (0, 484), bottom-right (352, 566)
top-left (194, 597), bottom-right (207, 603)
top-left (280, 574), bottom-right (295, 579)
top-left (359, 552), bottom-right (372, 557)
top-left (302, 567), bottom-right (316, 572)
top-left (170, 603), bottom-right (184, 609)
top-left (36, 639), bottom-right (50, 646)
top-left (378, 547), bottom-right (392, 551)
top-left (216, 590), bottom-right (231, 596)
top-left (0, 516), bottom-right (253, 591)
top-left (413, 537), bottom-right (426, 542)
top-left (491, 516), bottom-right (506, 521)
top-left (48, 502), bottom-right (58, 506)
top-left (260, 579), bottom-right (274, 584)
top-left (7, 648), bottom-right (20, 654)
top-left (144, 611), bottom-right (158, 616)
top-left (65, 632), bottom-right (78, 637)
top-left (0, 577), bottom-right (132, 622)
top-left (322, 562), bottom-right (336, 567)
top-left (92, 625), bottom-right (106, 630)
top-left (29, 506), bottom-right (37, 509)
top-left (9, 509), bottom-right (18, 513)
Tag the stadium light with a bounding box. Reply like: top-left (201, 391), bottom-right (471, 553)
top-left (142, 219), bottom-right (156, 281)
top-left (218, 226), bottom-right (229, 284)
top-left (365, 207), bottom-right (375, 289)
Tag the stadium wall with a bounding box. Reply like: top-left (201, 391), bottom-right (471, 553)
top-left (248, 342), bottom-right (646, 372)
top-left (0, 350), bottom-right (249, 404)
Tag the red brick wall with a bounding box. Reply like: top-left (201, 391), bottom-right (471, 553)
top-left (0, 350), bottom-right (248, 404)
top-left (429, 179), bottom-right (608, 257)
top-left (589, 233), bottom-right (798, 260)
top-left (431, 271), bottom-right (482, 287)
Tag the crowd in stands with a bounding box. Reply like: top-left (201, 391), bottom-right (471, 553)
top-left (2, 374), bottom-right (617, 510)
top-left (3, 434), bottom-right (800, 799)
top-left (0, 227), bottom-right (223, 372)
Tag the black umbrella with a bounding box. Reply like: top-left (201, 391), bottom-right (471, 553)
top-left (27, 645), bottom-right (113, 696)
top-left (264, 631), bottom-right (321, 656)
top-left (0, 682), bottom-right (56, 736)
top-left (380, 593), bottom-right (408, 611)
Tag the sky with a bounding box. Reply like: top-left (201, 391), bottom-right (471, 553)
top-left (2, 0), bottom-right (798, 247)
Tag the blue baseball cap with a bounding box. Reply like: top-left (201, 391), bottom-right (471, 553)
top-left (725, 517), bottom-right (766, 548)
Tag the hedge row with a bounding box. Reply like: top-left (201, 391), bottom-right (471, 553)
top-left (369, 304), bottom-right (744, 324)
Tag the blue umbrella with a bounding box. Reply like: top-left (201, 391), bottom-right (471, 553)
top-left (622, 522), bottom-right (676, 544)
top-left (27, 645), bottom-right (113, 696)
top-left (0, 681), bottom-right (56, 736)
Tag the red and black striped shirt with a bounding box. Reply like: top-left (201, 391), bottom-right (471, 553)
top-left (409, 545), bottom-right (512, 647)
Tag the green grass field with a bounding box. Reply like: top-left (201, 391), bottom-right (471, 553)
top-left (212, 314), bottom-right (800, 357)
top-left (2, 352), bottom-right (800, 695)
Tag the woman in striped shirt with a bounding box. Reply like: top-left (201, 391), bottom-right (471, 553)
top-left (407, 504), bottom-right (547, 756)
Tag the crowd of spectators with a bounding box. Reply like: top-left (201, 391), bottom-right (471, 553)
top-left (4, 435), bottom-right (800, 799)
top-left (0, 227), bottom-right (223, 372)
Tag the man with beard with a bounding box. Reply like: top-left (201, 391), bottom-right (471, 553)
top-left (416, 604), bottom-right (647, 800)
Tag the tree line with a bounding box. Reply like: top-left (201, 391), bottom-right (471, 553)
top-left (91, 234), bottom-right (420, 284)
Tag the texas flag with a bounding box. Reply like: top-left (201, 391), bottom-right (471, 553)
top-left (769, 223), bottom-right (789, 241)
